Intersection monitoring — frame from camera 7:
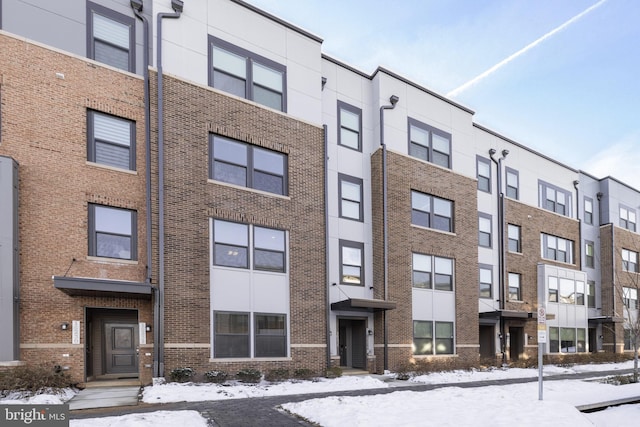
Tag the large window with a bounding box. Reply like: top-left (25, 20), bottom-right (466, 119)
top-left (506, 167), bottom-right (519, 200)
top-left (413, 320), bottom-right (454, 355)
top-left (411, 190), bottom-right (454, 233)
top-left (478, 214), bottom-right (492, 248)
top-left (541, 233), bottom-right (574, 264)
top-left (620, 205), bottom-right (637, 232)
top-left (508, 272), bottom-right (521, 301)
top-left (477, 156), bottom-right (491, 192)
top-left (479, 265), bottom-right (492, 299)
top-left (340, 240), bottom-right (364, 285)
top-left (213, 220), bottom-right (286, 272)
top-left (508, 224), bottom-right (521, 253)
top-left (254, 313), bottom-right (287, 357)
top-left (548, 276), bottom-right (585, 305)
top-left (412, 253), bottom-right (454, 291)
top-left (622, 249), bottom-right (638, 273)
top-left (549, 327), bottom-right (586, 353)
top-left (585, 241), bottom-right (595, 268)
top-left (88, 204), bottom-right (136, 260)
top-left (87, 110), bottom-right (135, 170)
top-left (339, 174), bottom-right (363, 221)
top-left (214, 312), bottom-right (249, 358)
top-left (210, 135), bottom-right (287, 196)
top-left (539, 181), bottom-right (571, 217)
top-left (623, 287), bottom-right (639, 310)
top-left (338, 102), bottom-right (362, 151)
top-left (584, 197), bottom-right (593, 225)
top-left (408, 118), bottom-right (452, 169)
top-left (87, 2), bottom-right (135, 72)
top-left (209, 35), bottom-right (286, 111)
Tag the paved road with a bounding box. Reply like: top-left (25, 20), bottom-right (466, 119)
top-left (69, 368), bottom-right (637, 426)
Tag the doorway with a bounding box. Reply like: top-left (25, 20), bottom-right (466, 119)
top-left (479, 324), bottom-right (496, 360)
top-left (86, 308), bottom-right (139, 381)
top-left (589, 327), bottom-right (597, 352)
top-left (509, 327), bottom-right (524, 361)
top-left (338, 318), bottom-right (367, 369)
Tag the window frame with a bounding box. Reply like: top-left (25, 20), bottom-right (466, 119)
top-left (549, 327), bottom-right (587, 353)
top-left (585, 240), bottom-right (595, 268)
top-left (87, 110), bottom-right (136, 170)
top-left (541, 233), bottom-right (574, 264)
top-left (208, 35), bottom-right (287, 112)
top-left (412, 320), bottom-right (454, 356)
top-left (209, 134), bottom-right (288, 196)
top-left (253, 226), bottom-right (286, 273)
top-left (337, 101), bottom-right (362, 152)
top-left (508, 223), bottom-right (521, 253)
top-left (338, 173), bottom-right (364, 221)
top-left (538, 180), bottom-right (571, 217)
top-left (476, 156), bottom-right (491, 193)
top-left (213, 311), bottom-right (250, 358)
top-left (508, 272), bottom-right (521, 301)
top-left (478, 213), bottom-right (492, 248)
top-left (505, 167), bottom-right (519, 200)
top-left (254, 313), bottom-right (287, 358)
top-left (584, 196), bottom-right (594, 225)
top-left (622, 248), bottom-right (639, 273)
top-left (212, 219), bottom-right (250, 269)
top-left (88, 203), bottom-right (137, 261)
top-left (86, 1), bottom-right (136, 72)
top-left (407, 118), bottom-right (452, 169)
top-left (620, 204), bottom-right (637, 232)
top-left (339, 240), bottom-right (364, 286)
top-left (587, 280), bottom-right (596, 308)
top-left (479, 264), bottom-right (493, 299)
top-left (411, 190), bottom-right (454, 233)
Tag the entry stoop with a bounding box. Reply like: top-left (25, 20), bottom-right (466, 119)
top-left (68, 381), bottom-right (141, 410)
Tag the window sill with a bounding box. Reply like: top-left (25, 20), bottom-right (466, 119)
top-left (208, 357), bottom-right (292, 362)
top-left (87, 256), bottom-right (138, 265)
top-left (86, 161), bottom-right (137, 175)
top-left (208, 179), bottom-right (291, 200)
top-left (540, 259), bottom-right (575, 268)
top-left (410, 224), bottom-right (456, 237)
top-left (508, 250), bottom-right (523, 256)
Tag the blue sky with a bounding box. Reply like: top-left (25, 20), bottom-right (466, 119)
top-left (246, 0), bottom-right (639, 186)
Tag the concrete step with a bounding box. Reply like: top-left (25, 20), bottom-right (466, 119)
top-left (68, 386), bottom-right (141, 411)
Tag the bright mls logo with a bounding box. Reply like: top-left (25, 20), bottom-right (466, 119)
top-left (2, 405), bottom-right (68, 426)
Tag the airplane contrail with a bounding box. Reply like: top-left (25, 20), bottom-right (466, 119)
top-left (447, 0), bottom-right (608, 98)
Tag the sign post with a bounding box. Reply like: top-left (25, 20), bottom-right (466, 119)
top-left (537, 306), bottom-right (546, 400)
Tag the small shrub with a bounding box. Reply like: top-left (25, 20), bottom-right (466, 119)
top-left (394, 362), bottom-right (414, 380)
top-left (236, 368), bottom-right (262, 383)
top-left (325, 366), bottom-right (342, 378)
top-left (0, 362), bottom-right (74, 396)
top-left (293, 368), bottom-right (315, 381)
top-left (169, 367), bottom-right (196, 383)
top-left (204, 370), bottom-right (229, 384)
top-left (265, 368), bottom-right (289, 382)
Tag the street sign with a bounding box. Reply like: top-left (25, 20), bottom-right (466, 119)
top-left (537, 307), bottom-right (546, 324)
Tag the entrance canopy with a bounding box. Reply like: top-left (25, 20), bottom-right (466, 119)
top-left (53, 276), bottom-right (152, 299)
top-left (331, 298), bottom-right (396, 313)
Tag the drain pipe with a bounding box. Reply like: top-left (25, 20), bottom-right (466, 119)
top-left (323, 124), bottom-right (331, 372)
top-left (156, 0), bottom-right (183, 378)
top-left (573, 180), bottom-right (581, 268)
top-left (130, 0), bottom-right (156, 377)
top-left (489, 148), bottom-right (508, 365)
top-left (380, 94), bottom-right (399, 372)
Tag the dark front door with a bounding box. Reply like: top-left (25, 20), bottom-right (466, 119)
top-left (104, 323), bottom-right (138, 374)
top-left (509, 327), bottom-right (524, 361)
top-left (338, 318), bottom-right (366, 369)
top-left (479, 325), bottom-right (495, 360)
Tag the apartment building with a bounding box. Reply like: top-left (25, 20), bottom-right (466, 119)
top-left (0, 0), bottom-right (637, 385)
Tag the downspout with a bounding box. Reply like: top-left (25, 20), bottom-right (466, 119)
top-left (489, 148), bottom-right (508, 365)
top-left (611, 220), bottom-right (617, 353)
top-left (156, 0), bottom-right (183, 378)
top-left (573, 180), bottom-right (581, 269)
top-left (379, 95), bottom-right (398, 372)
top-left (130, 0), bottom-right (155, 377)
top-left (323, 124), bottom-right (331, 372)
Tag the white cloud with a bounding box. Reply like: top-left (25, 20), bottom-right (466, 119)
top-left (583, 131), bottom-right (640, 189)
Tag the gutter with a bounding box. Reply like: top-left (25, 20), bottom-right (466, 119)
top-left (573, 180), bottom-right (581, 269)
top-left (323, 124), bottom-right (331, 372)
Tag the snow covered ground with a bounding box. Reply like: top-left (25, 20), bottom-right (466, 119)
top-left (1, 360), bottom-right (639, 426)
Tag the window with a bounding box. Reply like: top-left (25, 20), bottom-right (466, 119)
top-left (623, 287), bottom-right (639, 310)
top-left (620, 205), bottom-right (637, 232)
top-left (549, 327), bottom-right (586, 353)
top-left (477, 156), bottom-right (491, 192)
top-left (584, 197), bottom-right (593, 225)
top-left (88, 204), bottom-right (136, 260)
top-left (412, 254), bottom-right (453, 291)
top-left (548, 277), bottom-right (558, 303)
top-left (87, 110), bottom-right (135, 170)
top-left (508, 224), bottom-right (521, 253)
top-left (214, 312), bottom-right (249, 358)
top-left (408, 118), bottom-right (452, 168)
top-left (478, 214), bottom-right (492, 248)
top-left (549, 276), bottom-right (584, 305)
top-left (412, 320), bottom-right (454, 355)
top-left (254, 313), bottom-right (286, 357)
top-left (506, 167), bottom-right (519, 200)
top-left (508, 272), bottom-right (521, 301)
top-left (340, 240), bottom-right (363, 285)
top-left (209, 35), bottom-right (286, 111)
top-left (539, 181), bottom-right (571, 217)
top-left (338, 102), bottom-right (362, 151)
top-left (213, 220), bottom-right (286, 272)
top-left (339, 174), bottom-right (363, 221)
top-left (561, 328), bottom-right (577, 353)
top-left (622, 249), bottom-right (639, 273)
top-left (585, 241), bottom-right (594, 268)
top-left (541, 233), bottom-right (574, 264)
top-left (412, 253), bottom-right (431, 289)
top-left (411, 190), bottom-right (454, 233)
top-left (576, 280), bottom-right (585, 305)
top-left (87, 2), bottom-right (135, 72)
top-left (210, 135), bottom-right (287, 196)
top-left (587, 280), bottom-right (596, 308)
top-left (479, 265), bottom-right (492, 299)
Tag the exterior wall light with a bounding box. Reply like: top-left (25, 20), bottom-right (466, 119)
top-left (61, 322), bottom-right (69, 330)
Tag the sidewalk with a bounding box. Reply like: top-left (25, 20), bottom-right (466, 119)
top-left (68, 368), bottom-right (638, 427)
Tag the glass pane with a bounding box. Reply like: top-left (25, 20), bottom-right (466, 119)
top-left (413, 338), bottom-right (432, 355)
top-left (433, 215), bottom-right (451, 232)
top-left (342, 246), bottom-right (362, 266)
top-left (255, 227), bottom-right (284, 251)
top-left (478, 160), bottom-right (490, 177)
top-left (560, 278), bottom-right (574, 304)
top-left (95, 206), bottom-right (131, 234)
top-left (342, 265), bottom-right (361, 284)
top-left (253, 171), bottom-right (284, 195)
top-left (480, 268), bottom-right (491, 284)
top-left (480, 282), bottom-right (491, 298)
top-left (433, 198), bottom-right (451, 217)
top-left (434, 273), bottom-right (452, 291)
top-left (413, 321), bottom-right (432, 338)
top-left (432, 133), bottom-right (450, 154)
top-left (253, 62), bottom-right (282, 91)
top-left (215, 312), bottom-right (249, 333)
top-left (506, 186), bottom-right (518, 199)
top-left (411, 192), bottom-right (430, 212)
top-left (214, 335), bottom-right (249, 358)
top-left (254, 147), bottom-right (284, 175)
top-left (94, 113), bottom-right (130, 146)
top-left (341, 200), bottom-right (360, 219)
top-left (96, 233), bottom-right (130, 259)
top-left (409, 142), bottom-right (428, 161)
top-left (411, 211), bottom-right (429, 227)
top-left (214, 137), bottom-right (247, 165)
top-left (214, 220), bottom-right (248, 246)
top-left (508, 225), bottom-right (519, 239)
top-left (435, 257), bottom-right (452, 275)
top-left (213, 70), bottom-right (246, 97)
top-left (213, 161), bottom-right (247, 187)
top-left (478, 176), bottom-right (490, 192)
top-left (432, 151), bottom-right (450, 168)
top-left (214, 244), bottom-right (248, 268)
top-left (410, 125), bottom-right (428, 146)
top-left (94, 41), bottom-right (129, 71)
top-left (253, 85), bottom-right (283, 110)
top-left (340, 108), bottom-right (360, 131)
top-left (213, 46), bottom-right (246, 78)
top-left (479, 217), bottom-right (491, 233)
top-left (96, 142), bottom-right (129, 169)
top-left (340, 128), bottom-right (359, 149)
top-left (413, 271), bottom-right (431, 289)
top-left (435, 322), bottom-right (453, 338)
top-left (507, 171), bottom-right (518, 186)
top-left (93, 13), bottom-right (129, 48)
top-left (342, 180), bottom-right (361, 202)
top-left (254, 249), bottom-right (284, 271)
top-left (413, 253), bottom-right (431, 272)
top-left (435, 338), bottom-right (453, 354)
top-left (256, 314), bottom-right (285, 335)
